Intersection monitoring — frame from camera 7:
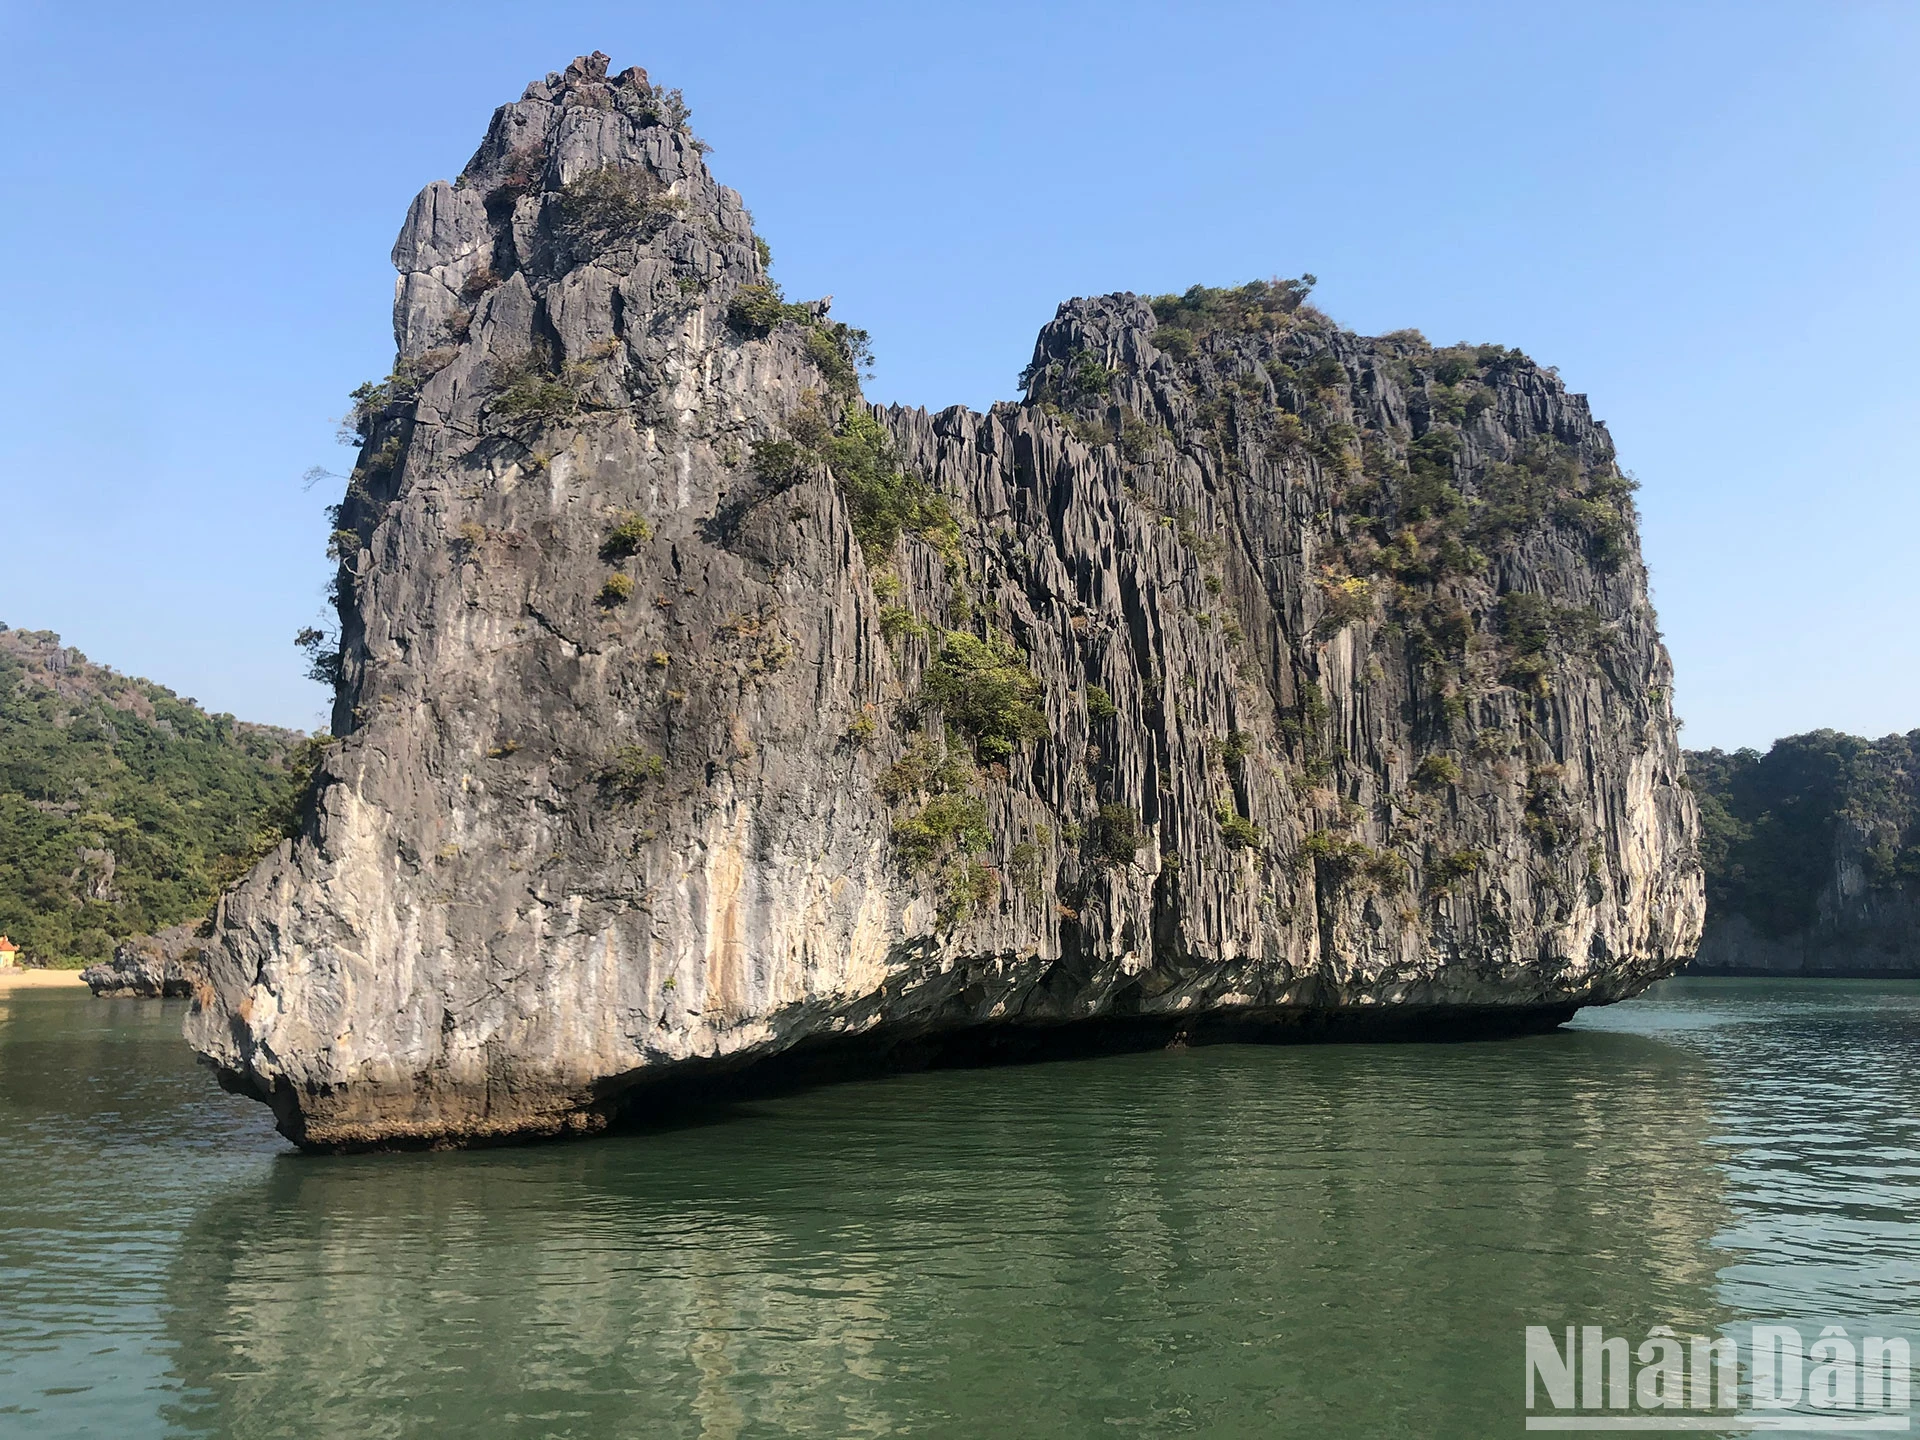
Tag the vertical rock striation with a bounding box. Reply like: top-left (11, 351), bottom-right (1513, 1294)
top-left (187, 55), bottom-right (1702, 1148)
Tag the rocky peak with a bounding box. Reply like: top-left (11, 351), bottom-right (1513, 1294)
top-left (386, 52), bottom-right (757, 369)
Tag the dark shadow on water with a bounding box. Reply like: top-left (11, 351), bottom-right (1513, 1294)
top-left (280, 1002), bottom-right (1588, 1153)
top-left (592, 1000), bottom-right (1582, 1141)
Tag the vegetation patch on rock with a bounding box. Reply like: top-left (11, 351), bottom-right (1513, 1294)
top-left (921, 632), bottom-right (1049, 763)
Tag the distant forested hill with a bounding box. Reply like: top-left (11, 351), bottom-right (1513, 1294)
top-left (0, 625), bottom-right (315, 965)
top-left (1686, 730), bottom-right (1920, 974)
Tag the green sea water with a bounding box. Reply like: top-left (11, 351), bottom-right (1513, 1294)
top-left (1, 978), bottom-right (1915, 1437)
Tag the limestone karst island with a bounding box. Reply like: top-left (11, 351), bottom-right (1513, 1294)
top-left (175, 53), bottom-right (1708, 1149)
top-left (3, 26), bottom-right (1915, 1440)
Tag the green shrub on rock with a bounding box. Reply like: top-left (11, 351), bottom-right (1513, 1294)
top-left (892, 793), bottom-right (992, 871)
top-left (1425, 848), bottom-right (1483, 893)
top-left (1300, 830), bottom-right (1406, 890)
top-left (922, 632), bottom-right (1048, 762)
top-left (725, 282), bottom-right (873, 395)
top-left (1495, 592), bottom-right (1604, 696)
top-left (1007, 840), bottom-right (1045, 906)
top-left (937, 857), bottom-right (999, 926)
top-left (1213, 730), bottom-right (1254, 770)
top-left (831, 413), bottom-right (956, 560)
top-left (878, 735), bottom-right (975, 804)
top-left (555, 164), bottom-right (680, 254)
top-left (726, 282), bottom-right (813, 336)
top-left (601, 746), bottom-right (664, 799)
top-left (1216, 801), bottom-right (1264, 852)
top-left (600, 513), bottom-right (653, 561)
top-left (1089, 804), bottom-right (1143, 866)
top-left (488, 354), bottom-right (584, 424)
top-left (1154, 326), bottom-right (1195, 360)
top-left (1148, 277), bottom-right (1317, 339)
top-left (805, 323), bottom-right (873, 394)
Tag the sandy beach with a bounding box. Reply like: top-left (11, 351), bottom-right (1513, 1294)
top-left (0, 968), bottom-right (88, 988)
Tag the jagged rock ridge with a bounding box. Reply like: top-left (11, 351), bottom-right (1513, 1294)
top-left (186, 54), bottom-right (1702, 1148)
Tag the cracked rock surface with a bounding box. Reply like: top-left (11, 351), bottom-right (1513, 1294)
top-left (186, 54), bottom-right (1702, 1149)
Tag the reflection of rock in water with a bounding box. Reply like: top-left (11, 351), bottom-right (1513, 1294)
top-left (164, 1030), bottom-right (1727, 1439)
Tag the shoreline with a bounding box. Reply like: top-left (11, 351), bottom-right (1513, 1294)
top-left (0, 968), bottom-right (88, 988)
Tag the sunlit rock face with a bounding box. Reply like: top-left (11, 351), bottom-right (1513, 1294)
top-left (186, 52), bottom-right (1701, 1149)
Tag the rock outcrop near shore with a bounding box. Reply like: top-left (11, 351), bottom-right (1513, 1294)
top-left (186, 54), bottom-right (1702, 1148)
top-left (83, 924), bottom-right (208, 998)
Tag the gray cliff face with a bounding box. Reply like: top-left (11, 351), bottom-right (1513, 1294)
top-left (1692, 899), bottom-right (1920, 977)
top-left (186, 55), bottom-right (1702, 1148)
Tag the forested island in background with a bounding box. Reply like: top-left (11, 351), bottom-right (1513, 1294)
top-left (0, 625), bottom-right (317, 967)
top-left (1686, 730), bottom-right (1920, 976)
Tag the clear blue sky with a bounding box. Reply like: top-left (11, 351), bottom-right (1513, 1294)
top-left (1, 1), bottom-right (1914, 749)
